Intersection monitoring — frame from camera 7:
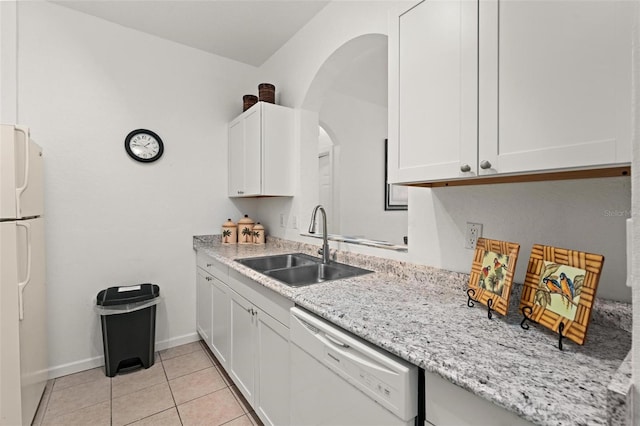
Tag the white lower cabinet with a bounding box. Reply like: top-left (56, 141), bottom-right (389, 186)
top-left (228, 287), bottom-right (291, 426)
top-left (424, 371), bottom-right (533, 426)
top-left (229, 290), bottom-right (256, 403)
top-left (196, 256), bottom-right (230, 368)
top-left (196, 252), bottom-right (292, 426)
top-left (255, 309), bottom-right (290, 426)
top-left (195, 268), bottom-right (213, 344)
top-left (210, 277), bottom-right (230, 367)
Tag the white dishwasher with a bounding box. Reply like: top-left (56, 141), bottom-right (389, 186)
top-left (290, 307), bottom-right (418, 426)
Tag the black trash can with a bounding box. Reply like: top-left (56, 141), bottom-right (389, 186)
top-left (96, 283), bottom-right (160, 377)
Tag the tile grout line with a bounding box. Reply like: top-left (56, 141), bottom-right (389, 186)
top-left (219, 413), bottom-right (251, 426)
top-left (160, 356), bottom-right (185, 426)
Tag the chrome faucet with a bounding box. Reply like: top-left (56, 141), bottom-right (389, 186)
top-left (308, 205), bottom-right (330, 264)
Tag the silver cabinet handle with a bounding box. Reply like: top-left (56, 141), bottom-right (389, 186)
top-left (480, 160), bottom-right (492, 170)
top-left (205, 276), bottom-right (212, 281)
top-left (237, 190), bottom-right (244, 195)
top-left (206, 263), bottom-right (212, 267)
top-left (460, 164), bottom-right (471, 173)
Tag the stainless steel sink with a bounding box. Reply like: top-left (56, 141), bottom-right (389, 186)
top-left (235, 253), bottom-right (319, 272)
top-left (235, 253), bottom-right (372, 287)
top-left (264, 262), bottom-right (372, 287)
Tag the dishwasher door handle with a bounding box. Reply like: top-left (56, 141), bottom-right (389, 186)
top-left (325, 334), bottom-right (350, 348)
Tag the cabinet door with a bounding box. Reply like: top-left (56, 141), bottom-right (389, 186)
top-left (255, 311), bottom-right (290, 426)
top-left (262, 102), bottom-right (294, 196)
top-left (243, 107), bottom-right (262, 196)
top-left (228, 118), bottom-right (245, 196)
top-left (390, 0), bottom-right (478, 183)
top-left (210, 277), bottom-right (230, 368)
top-left (229, 290), bottom-right (256, 405)
top-left (196, 269), bottom-right (213, 345)
top-left (479, 0), bottom-right (633, 175)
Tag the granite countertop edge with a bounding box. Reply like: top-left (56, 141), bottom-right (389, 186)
top-left (193, 235), bottom-right (632, 426)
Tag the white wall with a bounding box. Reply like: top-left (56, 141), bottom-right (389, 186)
top-left (0, 1), bottom-right (17, 123)
top-left (257, 1), bottom-right (410, 253)
top-left (320, 90), bottom-right (407, 245)
top-left (16, 1), bottom-right (260, 377)
top-left (409, 178), bottom-right (631, 301)
top-left (256, 0), bottom-right (632, 302)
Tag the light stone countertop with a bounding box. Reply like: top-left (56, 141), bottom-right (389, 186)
top-left (193, 235), bottom-right (632, 426)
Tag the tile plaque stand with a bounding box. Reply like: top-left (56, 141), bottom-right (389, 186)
top-left (466, 288), bottom-right (494, 320)
top-left (520, 306), bottom-right (565, 351)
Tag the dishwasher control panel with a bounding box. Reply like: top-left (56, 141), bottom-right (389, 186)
top-left (324, 347), bottom-right (396, 403)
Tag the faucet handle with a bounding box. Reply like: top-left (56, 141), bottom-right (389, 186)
top-left (318, 247), bottom-right (324, 255)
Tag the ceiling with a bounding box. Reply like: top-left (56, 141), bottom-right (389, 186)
top-left (51, 0), bottom-right (330, 67)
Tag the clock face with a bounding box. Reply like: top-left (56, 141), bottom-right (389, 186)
top-left (125, 129), bottom-right (164, 163)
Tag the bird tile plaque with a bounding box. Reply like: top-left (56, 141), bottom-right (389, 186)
top-left (468, 238), bottom-right (520, 316)
top-left (519, 244), bottom-right (604, 345)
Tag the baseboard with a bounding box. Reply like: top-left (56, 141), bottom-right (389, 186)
top-left (47, 332), bottom-right (202, 379)
top-left (155, 332), bottom-right (201, 352)
top-left (48, 355), bottom-right (105, 379)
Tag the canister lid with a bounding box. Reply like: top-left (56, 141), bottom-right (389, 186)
top-left (253, 222), bottom-right (264, 230)
top-left (238, 214), bottom-right (255, 225)
top-left (223, 218), bottom-right (236, 228)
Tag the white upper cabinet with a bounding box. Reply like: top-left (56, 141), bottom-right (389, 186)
top-left (388, 0), bottom-right (633, 185)
top-left (389, 0), bottom-right (478, 183)
top-left (479, 0), bottom-right (633, 176)
top-left (228, 102), bottom-right (294, 197)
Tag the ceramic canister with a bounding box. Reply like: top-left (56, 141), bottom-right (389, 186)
top-left (222, 219), bottom-right (237, 244)
top-left (238, 214), bottom-right (255, 244)
top-left (253, 222), bottom-right (265, 245)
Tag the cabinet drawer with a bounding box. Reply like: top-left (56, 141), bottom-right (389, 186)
top-left (227, 268), bottom-right (293, 326)
top-left (196, 252), bottom-right (228, 282)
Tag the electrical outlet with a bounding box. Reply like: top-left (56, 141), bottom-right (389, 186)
top-left (280, 213), bottom-right (285, 228)
top-left (465, 222), bottom-right (483, 249)
top-left (292, 215), bottom-right (298, 230)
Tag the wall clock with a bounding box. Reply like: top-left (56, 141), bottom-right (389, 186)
top-left (124, 129), bottom-right (164, 163)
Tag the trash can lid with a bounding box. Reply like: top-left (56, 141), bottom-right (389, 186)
top-left (97, 283), bottom-right (160, 306)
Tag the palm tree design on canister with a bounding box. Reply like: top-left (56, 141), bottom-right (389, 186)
top-left (222, 219), bottom-right (237, 244)
top-left (241, 227), bottom-right (253, 243)
top-left (237, 215), bottom-right (255, 245)
top-left (253, 223), bottom-right (265, 244)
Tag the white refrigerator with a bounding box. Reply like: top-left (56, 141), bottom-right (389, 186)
top-left (0, 124), bottom-right (47, 426)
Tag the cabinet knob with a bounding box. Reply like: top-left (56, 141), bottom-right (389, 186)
top-left (206, 263), bottom-right (212, 267)
top-left (205, 276), bottom-right (212, 281)
top-left (460, 164), bottom-right (471, 173)
top-left (237, 191), bottom-right (244, 195)
top-left (480, 160), bottom-right (492, 170)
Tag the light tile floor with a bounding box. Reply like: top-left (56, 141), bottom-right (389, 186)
top-left (33, 341), bottom-right (263, 426)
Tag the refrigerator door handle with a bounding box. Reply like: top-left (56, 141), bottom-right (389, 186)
top-left (14, 126), bottom-right (30, 216)
top-left (16, 221), bottom-right (32, 321)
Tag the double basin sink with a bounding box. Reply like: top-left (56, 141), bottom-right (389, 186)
top-left (235, 253), bottom-right (372, 287)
